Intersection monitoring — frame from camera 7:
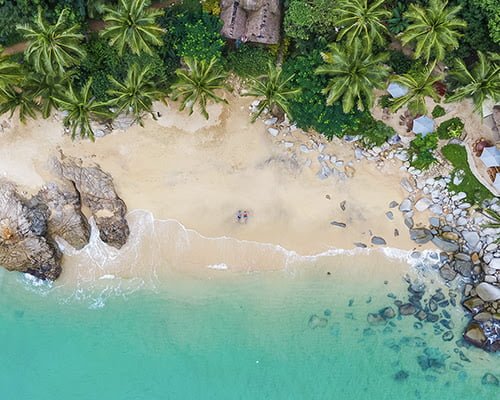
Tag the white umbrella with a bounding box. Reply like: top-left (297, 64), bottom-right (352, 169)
top-left (387, 82), bottom-right (408, 98)
top-left (480, 146), bottom-right (500, 167)
top-left (412, 116), bottom-right (435, 136)
top-left (494, 173), bottom-right (500, 191)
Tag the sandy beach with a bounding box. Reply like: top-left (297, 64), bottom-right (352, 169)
top-left (0, 95), bottom-right (431, 260)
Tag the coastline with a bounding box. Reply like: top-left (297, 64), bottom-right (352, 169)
top-left (0, 95), bottom-right (433, 264)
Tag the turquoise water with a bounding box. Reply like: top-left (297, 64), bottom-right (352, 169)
top-left (0, 262), bottom-right (498, 400)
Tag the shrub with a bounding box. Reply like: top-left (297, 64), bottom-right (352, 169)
top-left (378, 95), bottom-right (392, 109)
top-left (441, 143), bottom-right (492, 204)
top-left (437, 117), bottom-right (464, 139)
top-left (201, 0), bottom-right (221, 15)
top-left (432, 105), bottom-right (446, 118)
top-left (408, 133), bottom-right (439, 170)
top-left (359, 116), bottom-right (397, 147)
top-left (387, 50), bottom-right (413, 74)
top-left (226, 45), bottom-right (274, 77)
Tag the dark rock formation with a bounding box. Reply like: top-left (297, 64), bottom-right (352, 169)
top-left (52, 156), bottom-right (129, 249)
top-left (34, 182), bottom-right (90, 249)
top-left (0, 180), bottom-right (61, 280)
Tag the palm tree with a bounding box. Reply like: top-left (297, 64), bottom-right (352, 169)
top-left (0, 47), bottom-right (23, 89)
top-left (336, 0), bottom-right (391, 49)
top-left (315, 39), bottom-right (390, 113)
top-left (107, 64), bottom-right (165, 125)
top-left (446, 51), bottom-right (500, 115)
top-left (17, 9), bottom-right (85, 74)
top-left (170, 57), bottom-right (228, 120)
top-left (390, 61), bottom-right (443, 115)
top-left (25, 72), bottom-right (72, 119)
top-left (101, 0), bottom-right (164, 56)
top-left (0, 86), bottom-right (39, 123)
top-left (399, 0), bottom-right (466, 63)
top-left (243, 62), bottom-right (300, 122)
top-left (53, 79), bottom-right (111, 140)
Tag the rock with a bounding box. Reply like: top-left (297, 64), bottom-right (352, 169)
top-left (431, 236), bottom-right (459, 253)
top-left (34, 182), bottom-right (90, 250)
top-left (344, 165), bottom-right (355, 178)
top-left (451, 192), bottom-right (467, 202)
top-left (442, 331), bottom-right (454, 341)
top-left (0, 180), bottom-right (61, 280)
top-left (400, 178), bottom-right (415, 193)
top-left (399, 303), bottom-right (416, 316)
top-left (267, 128), bottom-right (279, 137)
top-left (475, 282), bottom-right (500, 301)
top-left (308, 314), bottom-right (328, 329)
top-left (330, 221), bottom-right (346, 228)
top-left (380, 306), bottom-right (396, 319)
top-left (367, 313), bottom-right (386, 325)
top-left (354, 242), bottom-right (367, 248)
top-left (463, 321), bottom-right (487, 348)
top-left (415, 197), bottom-right (432, 212)
top-left (429, 217), bottom-right (440, 227)
top-left (489, 258), bottom-right (500, 270)
top-left (393, 370), bottom-right (409, 381)
top-left (474, 312), bottom-right (493, 322)
top-left (340, 200), bottom-right (346, 211)
top-left (453, 260), bottom-right (473, 278)
top-left (299, 144), bottom-right (310, 153)
top-left (317, 166), bottom-right (331, 180)
top-left (354, 148), bottom-right (364, 160)
top-left (429, 204), bottom-right (443, 215)
top-left (441, 231), bottom-right (460, 241)
top-left (371, 236), bottom-right (387, 245)
top-left (481, 373), bottom-right (499, 386)
top-left (404, 217), bottom-right (414, 229)
top-left (264, 117), bottom-right (277, 126)
top-left (52, 156), bottom-right (129, 249)
top-left (409, 228), bottom-right (433, 244)
top-left (399, 199), bottom-right (412, 212)
top-left (462, 297), bottom-right (485, 313)
top-left (385, 211), bottom-right (394, 220)
top-left (439, 264), bottom-right (457, 281)
top-left (389, 201), bottom-right (398, 208)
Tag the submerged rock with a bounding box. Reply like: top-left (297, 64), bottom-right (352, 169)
top-left (308, 314), bottom-right (328, 329)
top-left (481, 373), bottom-right (499, 386)
top-left (393, 370), bottom-right (409, 381)
top-left (52, 156), bottom-right (129, 249)
top-left (0, 180), bottom-right (61, 280)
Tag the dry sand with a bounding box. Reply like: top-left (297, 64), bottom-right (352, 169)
top-left (0, 95), bottom-right (437, 282)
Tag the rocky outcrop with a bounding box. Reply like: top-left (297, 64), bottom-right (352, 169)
top-left (52, 156), bottom-right (129, 249)
top-left (34, 182), bottom-right (90, 249)
top-left (0, 180), bottom-right (62, 280)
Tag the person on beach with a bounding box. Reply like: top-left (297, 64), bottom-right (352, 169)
top-left (236, 210), bottom-right (242, 223)
top-left (242, 210), bottom-right (248, 223)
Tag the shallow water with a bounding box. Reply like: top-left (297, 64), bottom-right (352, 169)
top-left (0, 256), bottom-right (498, 400)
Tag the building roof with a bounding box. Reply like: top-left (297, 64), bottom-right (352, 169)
top-left (220, 0), bottom-right (281, 45)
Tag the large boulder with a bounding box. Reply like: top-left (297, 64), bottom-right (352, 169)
top-left (34, 182), bottom-right (90, 249)
top-left (431, 236), bottom-right (459, 253)
top-left (475, 282), bottom-right (500, 302)
top-left (52, 156), bottom-right (129, 249)
top-left (0, 180), bottom-right (61, 280)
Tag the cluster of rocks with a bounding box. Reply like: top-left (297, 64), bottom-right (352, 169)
top-left (0, 155), bottom-right (129, 280)
top-left (367, 278), bottom-right (499, 385)
top-left (396, 171), bottom-right (500, 352)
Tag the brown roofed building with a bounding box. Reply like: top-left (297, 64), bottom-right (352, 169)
top-left (220, 0), bottom-right (281, 45)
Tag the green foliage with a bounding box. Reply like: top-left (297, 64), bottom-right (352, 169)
top-left (0, 47), bottom-right (23, 89)
top-left (315, 39), bottom-right (390, 113)
top-left (387, 2), bottom-right (409, 34)
top-left (336, 0), bottom-right (391, 48)
top-left (400, 0), bottom-right (467, 62)
top-left (18, 8), bottom-right (85, 74)
top-left (441, 143), bottom-right (492, 204)
top-left (101, 0), bottom-right (164, 56)
top-left (432, 105), bottom-right (446, 118)
top-left (387, 50), bottom-right (413, 74)
top-left (171, 15), bottom-right (224, 62)
top-left (408, 133), bottom-right (439, 170)
top-left (378, 94), bottom-right (391, 109)
top-left (0, 85), bottom-right (39, 123)
top-left (200, 0), bottom-right (220, 15)
top-left (225, 45), bottom-right (274, 78)
top-left (170, 57), bottom-right (228, 119)
top-left (474, 0), bottom-right (500, 44)
top-left (284, 0), bottom-right (337, 42)
top-left (243, 62), bottom-right (301, 122)
top-left (282, 49), bottom-right (388, 144)
top-left (437, 117), bottom-right (464, 139)
top-left (390, 62), bottom-right (442, 115)
top-left (77, 35), bottom-right (167, 102)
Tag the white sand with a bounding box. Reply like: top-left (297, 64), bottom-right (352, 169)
top-left (1, 96), bottom-right (425, 253)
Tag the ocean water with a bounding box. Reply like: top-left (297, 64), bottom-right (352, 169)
top-left (0, 254), bottom-right (499, 400)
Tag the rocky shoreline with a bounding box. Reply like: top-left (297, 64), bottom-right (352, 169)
top-left (259, 107), bottom-right (499, 353)
top-left (0, 154), bottom-right (129, 280)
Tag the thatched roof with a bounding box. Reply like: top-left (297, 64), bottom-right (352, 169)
top-left (220, 0), bottom-right (281, 45)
